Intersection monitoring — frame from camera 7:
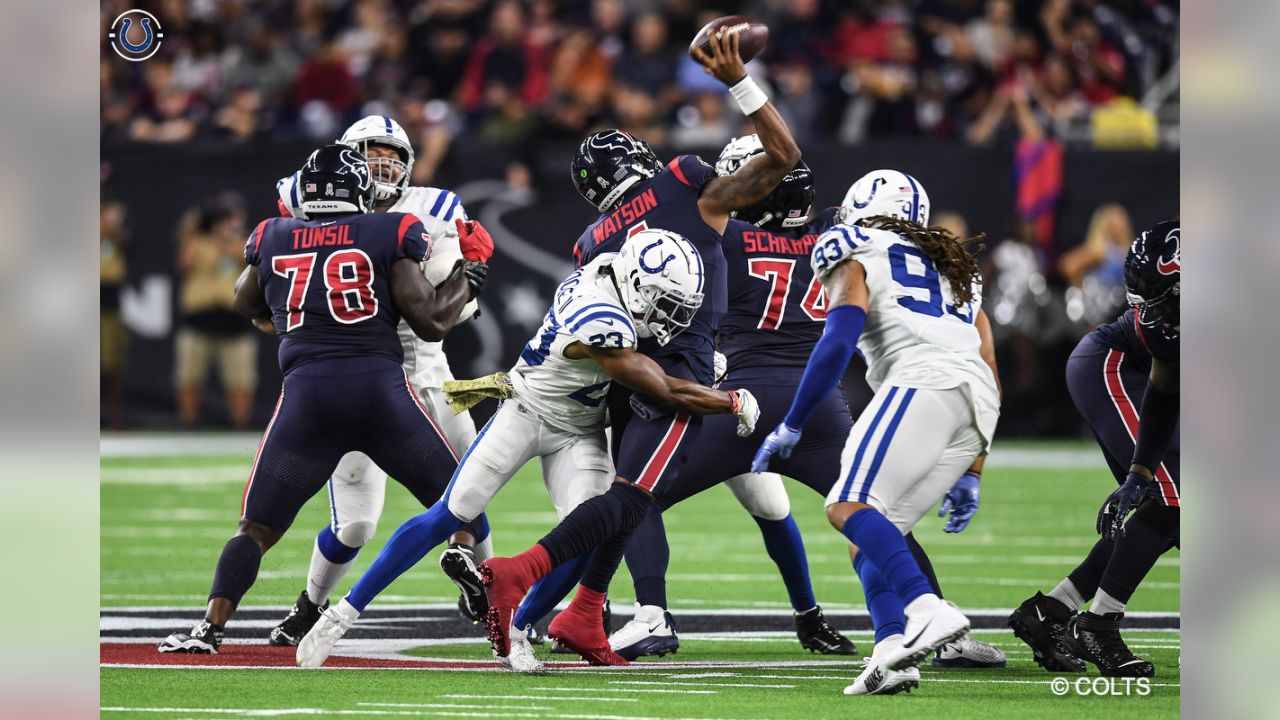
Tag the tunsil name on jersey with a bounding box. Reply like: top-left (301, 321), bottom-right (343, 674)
top-left (291, 225), bottom-right (355, 250)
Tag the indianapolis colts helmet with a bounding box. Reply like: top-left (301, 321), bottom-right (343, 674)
top-left (339, 115), bottom-right (415, 203)
top-left (1124, 220), bottom-right (1180, 339)
top-left (610, 228), bottom-right (705, 346)
top-left (716, 134), bottom-right (815, 230)
top-left (839, 169), bottom-right (930, 227)
top-left (572, 129), bottom-right (664, 213)
top-left (297, 144), bottom-right (375, 217)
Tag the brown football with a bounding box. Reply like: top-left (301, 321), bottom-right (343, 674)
top-left (689, 15), bottom-right (769, 64)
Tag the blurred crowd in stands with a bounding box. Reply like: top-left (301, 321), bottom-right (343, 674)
top-left (102, 0), bottom-right (1179, 173)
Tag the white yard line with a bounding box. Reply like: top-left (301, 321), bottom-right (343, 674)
top-left (609, 680), bottom-right (795, 689)
top-left (530, 687), bottom-right (718, 695)
top-left (434, 695), bottom-right (638, 703)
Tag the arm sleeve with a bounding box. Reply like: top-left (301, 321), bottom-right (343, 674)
top-left (782, 304), bottom-right (867, 430)
top-left (395, 213), bottom-right (431, 262)
top-left (1131, 383), bottom-right (1179, 472)
top-left (669, 155), bottom-right (718, 192)
top-left (244, 218), bottom-right (270, 266)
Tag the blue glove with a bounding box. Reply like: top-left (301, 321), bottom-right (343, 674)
top-left (938, 471), bottom-right (980, 533)
top-left (1097, 471), bottom-right (1151, 540)
top-left (751, 423), bottom-right (803, 473)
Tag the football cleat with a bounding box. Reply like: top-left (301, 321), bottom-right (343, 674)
top-left (609, 604), bottom-right (680, 661)
top-left (882, 595), bottom-right (970, 671)
top-left (1062, 611), bottom-right (1155, 677)
top-left (549, 602), bottom-right (629, 665)
top-left (932, 632), bottom-right (1006, 668)
top-left (479, 557), bottom-right (537, 658)
top-left (504, 623), bottom-right (547, 675)
top-left (552, 598), bottom-right (610, 654)
top-left (157, 621), bottom-right (223, 654)
top-left (795, 605), bottom-right (857, 655)
top-left (269, 590), bottom-right (327, 647)
top-left (296, 598), bottom-right (360, 667)
top-left (1008, 592), bottom-right (1087, 672)
top-left (844, 657), bottom-right (920, 696)
top-left (440, 543), bottom-right (488, 624)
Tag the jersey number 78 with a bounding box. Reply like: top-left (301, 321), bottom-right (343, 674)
top-left (271, 249), bottom-right (379, 330)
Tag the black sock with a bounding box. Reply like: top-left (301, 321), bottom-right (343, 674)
top-left (538, 482), bottom-right (653, 566)
top-left (625, 506), bottom-right (669, 607)
top-left (906, 532), bottom-right (943, 598)
top-left (1099, 504), bottom-right (1179, 604)
top-left (1067, 535), bottom-right (1115, 602)
top-left (582, 525), bottom-right (638, 594)
top-left (208, 534), bottom-right (263, 609)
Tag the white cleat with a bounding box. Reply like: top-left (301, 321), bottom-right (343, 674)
top-left (933, 631), bottom-right (1007, 668)
top-left (844, 657), bottom-right (920, 695)
top-left (608, 603), bottom-right (680, 661)
top-left (505, 624), bottom-right (547, 674)
top-left (296, 598), bottom-right (359, 667)
top-left (882, 594), bottom-right (970, 671)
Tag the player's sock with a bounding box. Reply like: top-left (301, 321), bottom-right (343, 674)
top-left (537, 482), bottom-right (652, 566)
top-left (515, 552), bottom-right (592, 629)
top-left (1091, 588), bottom-right (1126, 615)
top-left (754, 514), bottom-right (817, 612)
top-left (473, 533), bottom-right (495, 563)
top-left (840, 509), bottom-right (933, 605)
top-left (1047, 578), bottom-right (1086, 612)
top-left (461, 513), bottom-right (491, 546)
top-left (307, 526), bottom-right (359, 605)
top-left (346, 501), bottom-right (462, 612)
top-left (208, 534), bottom-right (263, 607)
top-left (1065, 535), bottom-right (1114, 603)
top-left (853, 551), bottom-right (906, 643)
top-left (905, 532), bottom-right (943, 598)
top-left (1096, 503), bottom-right (1179, 611)
top-left (624, 507), bottom-right (670, 608)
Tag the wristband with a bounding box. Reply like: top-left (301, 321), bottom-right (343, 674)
top-left (728, 76), bottom-right (768, 115)
top-left (729, 390), bottom-right (741, 414)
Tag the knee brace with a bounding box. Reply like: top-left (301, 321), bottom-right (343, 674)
top-left (335, 519), bottom-right (377, 548)
top-left (726, 473), bottom-right (791, 521)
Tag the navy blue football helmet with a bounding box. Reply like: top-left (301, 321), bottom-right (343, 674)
top-left (571, 130), bottom-right (663, 212)
top-left (715, 135), bottom-right (815, 231)
top-left (1124, 220), bottom-right (1180, 339)
top-left (298, 144), bottom-right (375, 217)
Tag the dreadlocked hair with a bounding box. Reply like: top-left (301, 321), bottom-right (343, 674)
top-left (865, 215), bottom-right (986, 304)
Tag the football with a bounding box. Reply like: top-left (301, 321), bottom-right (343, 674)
top-left (689, 15), bottom-right (769, 64)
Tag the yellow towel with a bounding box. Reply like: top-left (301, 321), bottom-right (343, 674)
top-left (442, 371), bottom-right (514, 414)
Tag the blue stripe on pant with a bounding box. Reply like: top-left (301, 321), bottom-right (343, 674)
top-left (856, 388), bottom-right (915, 503)
top-left (836, 387), bottom-right (897, 503)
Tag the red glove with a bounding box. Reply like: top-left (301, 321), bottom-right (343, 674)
top-left (456, 219), bottom-right (494, 263)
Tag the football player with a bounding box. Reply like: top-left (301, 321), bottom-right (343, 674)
top-left (158, 144), bottom-right (491, 653)
top-left (478, 27), bottom-right (803, 665)
top-left (267, 115), bottom-right (492, 645)
top-left (1009, 220), bottom-right (1179, 678)
top-left (606, 136), bottom-right (1004, 670)
top-left (294, 229), bottom-right (760, 672)
top-left (754, 169), bottom-right (1001, 695)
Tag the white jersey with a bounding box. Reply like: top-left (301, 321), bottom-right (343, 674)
top-left (811, 222), bottom-right (999, 440)
top-left (277, 177), bottom-right (476, 388)
top-left (508, 255), bottom-right (638, 434)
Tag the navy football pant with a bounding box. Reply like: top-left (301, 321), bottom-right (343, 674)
top-left (1065, 335), bottom-right (1180, 505)
top-left (240, 358), bottom-right (480, 536)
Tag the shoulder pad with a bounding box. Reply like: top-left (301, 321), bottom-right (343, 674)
top-left (560, 288), bottom-right (637, 350)
top-left (810, 223), bottom-right (876, 280)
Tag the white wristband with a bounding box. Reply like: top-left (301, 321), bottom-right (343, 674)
top-left (728, 76), bottom-right (768, 115)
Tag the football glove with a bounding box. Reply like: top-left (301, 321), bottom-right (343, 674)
top-left (729, 388), bottom-right (760, 438)
top-left (463, 260), bottom-right (488, 298)
top-left (456, 219), bottom-right (494, 263)
top-left (939, 471), bottom-right (980, 533)
top-left (1097, 471), bottom-right (1152, 540)
top-left (751, 422), bottom-right (802, 472)
top-left (442, 372), bottom-right (513, 414)
top-left (713, 351), bottom-right (728, 382)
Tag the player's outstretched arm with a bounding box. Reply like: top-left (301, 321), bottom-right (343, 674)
top-left (390, 258), bottom-right (473, 342)
top-left (692, 29), bottom-right (801, 227)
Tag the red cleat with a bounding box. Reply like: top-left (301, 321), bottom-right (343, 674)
top-left (548, 602), bottom-right (630, 666)
top-left (479, 555), bottom-right (540, 657)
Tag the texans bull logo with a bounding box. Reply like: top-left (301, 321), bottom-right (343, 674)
top-left (1156, 227), bottom-right (1180, 276)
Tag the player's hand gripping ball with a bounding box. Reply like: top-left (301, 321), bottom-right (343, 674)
top-left (456, 219), bottom-right (494, 264)
top-left (689, 16), bottom-right (768, 85)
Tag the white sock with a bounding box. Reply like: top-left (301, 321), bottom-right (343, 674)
top-left (1090, 588), bottom-right (1126, 616)
top-left (904, 593), bottom-right (941, 617)
top-left (472, 534), bottom-right (495, 563)
top-left (1047, 578), bottom-right (1085, 612)
top-left (306, 538), bottom-right (356, 606)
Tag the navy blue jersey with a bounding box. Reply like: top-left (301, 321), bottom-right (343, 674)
top-left (1090, 307), bottom-right (1179, 375)
top-left (717, 208), bottom-right (840, 372)
top-left (572, 155), bottom-right (727, 384)
top-left (245, 211), bottom-right (431, 374)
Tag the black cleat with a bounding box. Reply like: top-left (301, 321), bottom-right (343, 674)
top-left (440, 543), bottom-right (488, 623)
top-left (158, 620), bottom-right (224, 654)
top-left (1063, 611), bottom-right (1155, 677)
top-left (1008, 592), bottom-right (1087, 673)
top-left (795, 605), bottom-right (857, 655)
top-left (269, 590), bottom-right (327, 647)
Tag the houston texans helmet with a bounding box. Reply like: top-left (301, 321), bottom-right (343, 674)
top-left (1124, 220), bottom-right (1180, 339)
top-left (297, 144), bottom-right (375, 217)
top-left (715, 135), bottom-right (815, 231)
top-left (572, 129), bottom-right (664, 212)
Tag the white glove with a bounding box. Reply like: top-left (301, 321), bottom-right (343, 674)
top-left (713, 351), bottom-right (728, 382)
top-left (730, 388), bottom-right (760, 437)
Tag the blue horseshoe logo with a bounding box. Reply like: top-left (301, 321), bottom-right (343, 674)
top-left (638, 239), bottom-right (676, 274)
top-left (852, 177), bottom-right (885, 209)
top-left (118, 17), bottom-right (155, 53)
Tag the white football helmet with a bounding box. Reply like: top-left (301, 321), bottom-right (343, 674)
top-left (839, 169), bottom-right (930, 227)
top-left (339, 115), bottom-right (415, 203)
top-left (611, 229), bottom-right (705, 346)
top-left (714, 134), bottom-right (764, 176)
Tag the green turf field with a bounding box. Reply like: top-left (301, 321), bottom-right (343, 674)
top-left (100, 437), bottom-right (1179, 718)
